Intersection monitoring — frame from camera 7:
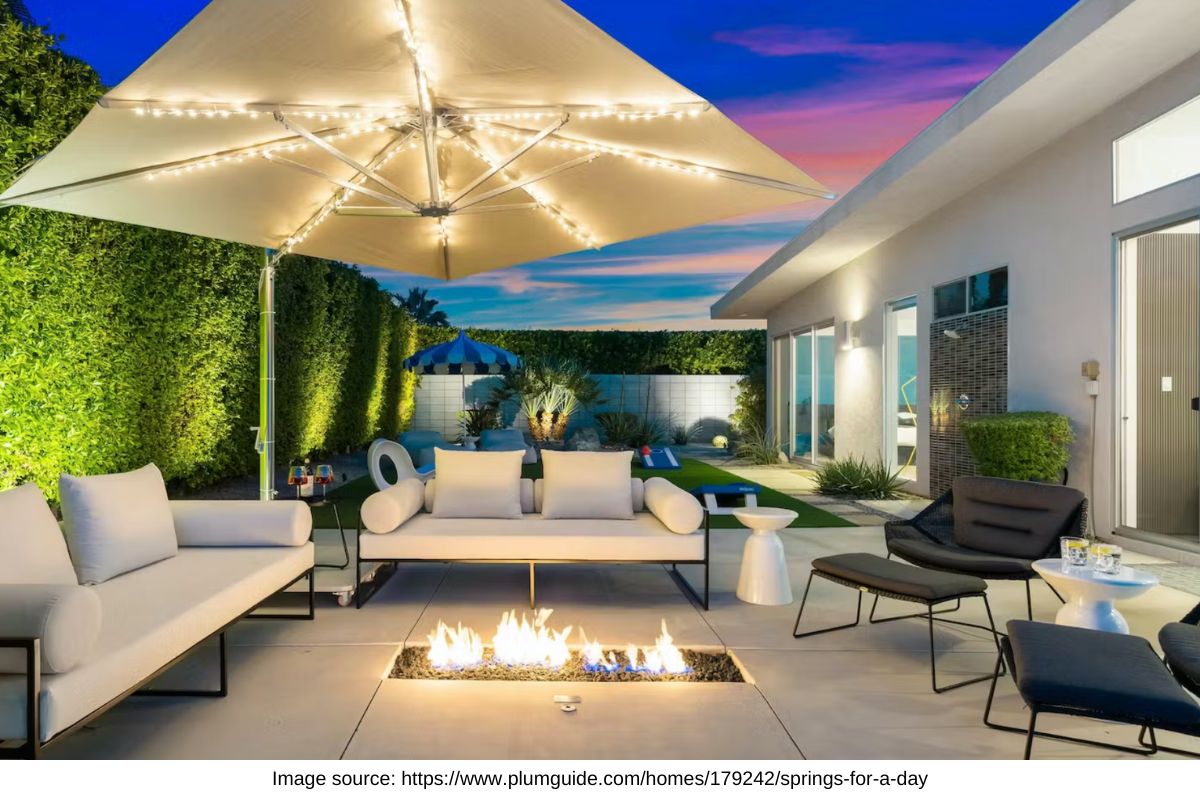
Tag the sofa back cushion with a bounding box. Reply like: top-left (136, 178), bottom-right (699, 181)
top-left (0, 483), bottom-right (77, 584)
top-left (540, 450), bottom-right (634, 520)
top-left (59, 463), bottom-right (178, 584)
top-left (951, 476), bottom-right (1085, 559)
top-left (534, 478), bottom-right (644, 513)
top-left (0, 583), bottom-right (101, 674)
top-left (425, 478), bottom-right (534, 514)
top-left (479, 429), bottom-right (528, 451)
top-left (431, 449), bottom-right (524, 519)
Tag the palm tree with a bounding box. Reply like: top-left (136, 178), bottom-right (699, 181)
top-left (2, 0), bottom-right (35, 26)
top-left (392, 287), bottom-right (450, 327)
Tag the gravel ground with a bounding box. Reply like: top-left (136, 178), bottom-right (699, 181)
top-left (391, 647), bottom-right (745, 683)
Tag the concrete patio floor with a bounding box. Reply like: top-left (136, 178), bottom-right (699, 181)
top-left (46, 525), bottom-right (1200, 760)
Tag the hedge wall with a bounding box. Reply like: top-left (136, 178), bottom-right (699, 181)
top-left (0, 18), bottom-right (415, 499)
top-left (414, 326), bottom-right (766, 375)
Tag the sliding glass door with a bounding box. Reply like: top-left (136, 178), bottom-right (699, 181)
top-left (786, 322), bottom-right (835, 462)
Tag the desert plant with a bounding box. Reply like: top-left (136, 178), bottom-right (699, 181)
top-left (813, 457), bottom-right (905, 499)
top-left (492, 356), bottom-right (599, 440)
top-left (961, 411), bottom-right (1074, 482)
top-left (631, 415), bottom-right (670, 448)
top-left (520, 385), bottom-right (579, 440)
top-left (735, 421), bottom-right (784, 465)
top-left (595, 411), bottom-right (640, 446)
top-left (457, 404), bottom-right (500, 440)
top-left (671, 421), bottom-right (702, 445)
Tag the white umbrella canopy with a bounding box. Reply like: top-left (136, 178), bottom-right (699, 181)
top-left (0, 0), bottom-right (830, 279)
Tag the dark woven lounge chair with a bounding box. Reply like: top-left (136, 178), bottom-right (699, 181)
top-left (884, 476), bottom-right (1087, 619)
top-left (983, 602), bottom-right (1200, 759)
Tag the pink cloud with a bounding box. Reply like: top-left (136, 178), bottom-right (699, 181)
top-left (712, 27), bottom-right (1016, 197)
top-left (456, 268), bottom-right (579, 296)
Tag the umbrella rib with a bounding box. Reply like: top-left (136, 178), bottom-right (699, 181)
top-left (451, 153), bottom-right (600, 211)
top-left (261, 153), bottom-right (416, 208)
top-left (481, 121), bottom-right (835, 199)
top-left (274, 113), bottom-right (420, 209)
top-left (448, 115), bottom-right (568, 206)
top-left (452, 101), bottom-right (710, 120)
top-left (0, 119), bottom-right (405, 208)
top-left (271, 130), bottom-right (420, 260)
top-left (393, 0), bottom-right (442, 207)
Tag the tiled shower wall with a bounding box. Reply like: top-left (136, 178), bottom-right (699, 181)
top-left (409, 374), bottom-right (742, 441)
top-left (928, 309), bottom-right (1008, 496)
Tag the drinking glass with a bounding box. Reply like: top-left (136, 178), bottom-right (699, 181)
top-left (1060, 537), bottom-right (1089, 568)
top-left (1091, 543), bottom-right (1123, 575)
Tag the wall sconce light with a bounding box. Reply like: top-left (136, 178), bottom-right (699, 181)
top-left (840, 319), bottom-right (861, 351)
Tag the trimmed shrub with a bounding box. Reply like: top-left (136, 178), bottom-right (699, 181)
top-left (813, 457), bottom-right (905, 499)
top-left (961, 411), bottom-right (1073, 483)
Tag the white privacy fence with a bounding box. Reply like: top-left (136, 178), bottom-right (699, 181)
top-left (409, 374), bottom-right (743, 441)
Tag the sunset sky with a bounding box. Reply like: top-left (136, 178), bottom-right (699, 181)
top-left (27, 0), bottom-right (1077, 330)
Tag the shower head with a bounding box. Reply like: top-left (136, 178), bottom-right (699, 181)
top-left (943, 329), bottom-right (963, 340)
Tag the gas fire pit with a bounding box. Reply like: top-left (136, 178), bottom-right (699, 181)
top-left (388, 610), bottom-right (745, 683)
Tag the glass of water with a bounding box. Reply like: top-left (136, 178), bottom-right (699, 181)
top-left (1060, 537), bottom-right (1089, 568)
top-left (1091, 543), bottom-right (1123, 575)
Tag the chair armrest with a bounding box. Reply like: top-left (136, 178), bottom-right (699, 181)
top-left (170, 500), bottom-right (312, 547)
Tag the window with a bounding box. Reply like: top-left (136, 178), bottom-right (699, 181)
top-left (775, 322), bottom-right (836, 463)
top-left (933, 280), bottom-right (966, 319)
top-left (1115, 92), bottom-right (1200, 202)
top-left (934, 267), bottom-right (1008, 319)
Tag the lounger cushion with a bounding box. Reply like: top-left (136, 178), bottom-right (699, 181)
top-left (1007, 620), bottom-right (1200, 727)
top-left (0, 543), bottom-right (314, 742)
top-left (1160, 622), bottom-right (1200, 696)
top-left (358, 512), bottom-right (702, 562)
top-left (171, 500), bottom-right (311, 547)
top-left (431, 449), bottom-right (523, 519)
top-left (0, 483), bottom-right (77, 585)
top-left (643, 477), bottom-right (704, 534)
top-left (888, 538), bottom-right (1034, 577)
top-left (812, 553), bottom-right (987, 601)
top-left (361, 480), bottom-right (425, 534)
top-left (540, 450), bottom-right (634, 520)
top-left (59, 464), bottom-right (178, 585)
top-left (951, 477), bottom-right (1084, 559)
top-left (399, 431), bottom-right (454, 467)
top-left (0, 584), bottom-right (101, 674)
top-left (478, 429), bottom-right (528, 451)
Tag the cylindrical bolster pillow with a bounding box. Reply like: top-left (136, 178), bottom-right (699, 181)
top-left (171, 500), bottom-right (311, 547)
top-left (361, 479), bottom-right (425, 534)
top-left (643, 477), bottom-right (704, 534)
top-left (0, 584), bottom-right (102, 674)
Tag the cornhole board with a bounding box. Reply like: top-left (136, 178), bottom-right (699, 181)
top-left (639, 446), bottom-right (681, 469)
top-left (691, 483), bottom-right (761, 515)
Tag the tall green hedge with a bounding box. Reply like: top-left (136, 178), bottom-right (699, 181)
top-left (0, 17), bottom-right (415, 499)
top-left (414, 325), bottom-right (766, 375)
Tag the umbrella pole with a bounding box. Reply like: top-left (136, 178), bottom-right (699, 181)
top-left (258, 251), bottom-right (276, 501)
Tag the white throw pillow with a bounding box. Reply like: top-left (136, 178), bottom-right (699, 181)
top-left (0, 483), bottom-right (77, 584)
top-left (0, 584), bottom-right (101, 673)
top-left (540, 450), bottom-right (634, 520)
top-left (59, 463), bottom-right (178, 584)
top-left (644, 477), bottom-right (704, 534)
top-left (431, 449), bottom-right (524, 519)
top-left (361, 479), bottom-right (425, 534)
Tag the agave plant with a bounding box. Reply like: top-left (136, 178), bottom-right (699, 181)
top-left (813, 457), bottom-right (905, 500)
top-left (735, 421), bottom-right (784, 465)
top-left (457, 404), bottom-right (500, 440)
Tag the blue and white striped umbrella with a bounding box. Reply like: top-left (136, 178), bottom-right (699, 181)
top-left (402, 330), bottom-right (522, 375)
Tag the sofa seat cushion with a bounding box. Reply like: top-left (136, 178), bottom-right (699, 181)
top-left (1160, 622), bottom-right (1200, 697)
top-left (0, 543), bottom-right (313, 742)
top-left (888, 537), bottom-right (1035, 578)
top-left (1008, 620), bottom-right (1200, 729)
top-left (358, 513), bottom-right (703, 562)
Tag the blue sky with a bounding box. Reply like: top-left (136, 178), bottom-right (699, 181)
top-left (25, 0), bottom-right (1077, 329)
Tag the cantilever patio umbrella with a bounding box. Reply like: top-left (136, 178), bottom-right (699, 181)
top-left (0, 0), bottom-right (831, 500)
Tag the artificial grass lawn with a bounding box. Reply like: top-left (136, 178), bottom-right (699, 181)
top-left (316, 457), bottom-right (851, 530)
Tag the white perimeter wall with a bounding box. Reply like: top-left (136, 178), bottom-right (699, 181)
top-left (410, 374), bottom-right (741, 441)
top-left (766, 51), bottom-right (1200, 537)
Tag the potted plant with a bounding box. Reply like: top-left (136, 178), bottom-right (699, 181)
top-left (961, 411), bottom-right (1074, 483)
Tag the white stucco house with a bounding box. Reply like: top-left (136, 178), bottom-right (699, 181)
top-left (713, 0), bottom-right (1200, 559)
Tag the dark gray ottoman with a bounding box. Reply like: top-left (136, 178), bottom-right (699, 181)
top-left (792, 552), bottom-right (998, 693)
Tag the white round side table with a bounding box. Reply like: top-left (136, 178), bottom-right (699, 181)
top-left (1032, 558), bottom-right (1159, 634)
top-left (733, 507), bottom-right (798, 605)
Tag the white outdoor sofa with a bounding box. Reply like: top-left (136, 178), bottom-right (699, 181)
top-left (0, 486), bottom-right (314, 760)
top-left (354, 476), bottom-right (709, 610)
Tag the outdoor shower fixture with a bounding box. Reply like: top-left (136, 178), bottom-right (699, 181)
top-left (943, 329), bottom-right (964, 339)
